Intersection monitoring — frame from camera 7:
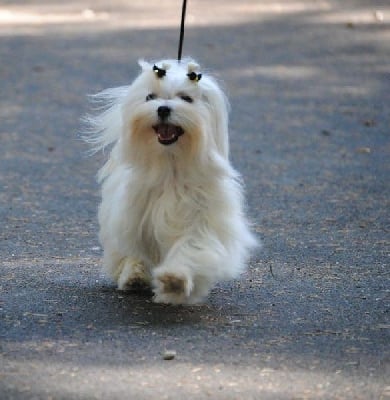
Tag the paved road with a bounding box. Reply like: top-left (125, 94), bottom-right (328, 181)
top-left (1, 1), bottom-right (389, 399)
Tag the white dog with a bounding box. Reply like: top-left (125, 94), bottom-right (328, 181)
top-left (85, 59), bottom-right (257, 304)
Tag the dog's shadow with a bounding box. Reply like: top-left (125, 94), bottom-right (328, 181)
top-left (9, 264), bottom-right (247, 346)
top-left (43, 279), bottom-right (236, 335)
top-left (92, 283), bottom-right (231, 328)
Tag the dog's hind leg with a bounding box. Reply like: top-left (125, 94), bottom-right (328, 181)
top-left (115, 258), bottom-right (151, 291)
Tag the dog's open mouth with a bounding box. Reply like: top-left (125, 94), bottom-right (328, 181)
top-left (153, 123), bottom-right (184, 145)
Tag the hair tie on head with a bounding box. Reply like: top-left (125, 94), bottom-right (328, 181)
top-left (153, 65), bottom-right (166, 78)
top-left (187, 71), bottom-right (202, 82)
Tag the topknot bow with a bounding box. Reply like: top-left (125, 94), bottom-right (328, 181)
top-left (187, 71), bottom-right (202, 82)
top-left (153, 65), bottom-right (166, 78)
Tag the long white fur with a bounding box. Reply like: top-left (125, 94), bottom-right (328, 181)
top-left (85, 58), bottom-right (258, 304)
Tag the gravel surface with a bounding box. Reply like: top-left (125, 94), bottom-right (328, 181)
top-left (0, 1), bottom-right (389, 399)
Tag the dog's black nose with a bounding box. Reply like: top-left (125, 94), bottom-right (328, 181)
top-left (157, 105), bottom-right (171, 120)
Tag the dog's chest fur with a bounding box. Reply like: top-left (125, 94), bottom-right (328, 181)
top-left (132, 166), bottom-right (206, 264)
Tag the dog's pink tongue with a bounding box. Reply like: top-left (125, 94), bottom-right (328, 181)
top-left (156, 124), bottom-right (175, 139)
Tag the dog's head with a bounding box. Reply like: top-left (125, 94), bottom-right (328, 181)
top-left (118, 59), bottom-right (229, 166)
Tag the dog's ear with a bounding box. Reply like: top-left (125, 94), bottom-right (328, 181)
top-left (138, 59), bottom-right (152, 71)
top-left (202, 78), bottom-right (230, 159)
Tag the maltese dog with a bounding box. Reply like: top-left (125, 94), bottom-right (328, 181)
top-left (85, 58), bottom-right (257, 304)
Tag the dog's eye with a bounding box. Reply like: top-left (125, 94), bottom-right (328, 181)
top-left (146, 93), bottom-right (157, 101)
top-left (180, 94), bottom-right (193, 103)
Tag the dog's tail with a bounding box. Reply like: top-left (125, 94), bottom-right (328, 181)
top-left (82, 86), bottom-right (128, 181)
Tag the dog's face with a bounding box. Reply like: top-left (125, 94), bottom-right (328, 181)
top-left (120, 59), bottom-right (229, 165)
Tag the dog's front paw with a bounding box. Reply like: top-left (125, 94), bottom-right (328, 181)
top-left (117, 259), bottom-right (151, 291)
top-left (153, 270), bottom-right (194, 305)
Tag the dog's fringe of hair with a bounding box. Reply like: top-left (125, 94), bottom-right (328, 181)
top-left (81, 86), bottom-right (129, 155)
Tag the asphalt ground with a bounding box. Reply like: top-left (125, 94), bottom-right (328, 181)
top-left (0, 1), bottom-right (389, 399)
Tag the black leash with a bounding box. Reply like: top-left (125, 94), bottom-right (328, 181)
top-left (178, 0), bottom-right (187, 61)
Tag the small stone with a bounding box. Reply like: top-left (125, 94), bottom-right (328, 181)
top-left (363, 119), bottom-right (376, 127)
top-left (356, 147), bottom-right (371, 154)
top-left (374, 10), bottom-right (384, 22)
top-left (162, 350), bottom-right (176, 360)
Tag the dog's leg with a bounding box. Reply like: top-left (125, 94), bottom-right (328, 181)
top-left (152, 237), bottom-right (222, 304)
top-left (116, 258), bottom-right (151, 290)
top-left (152, 265), bottom-right (194, 304)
